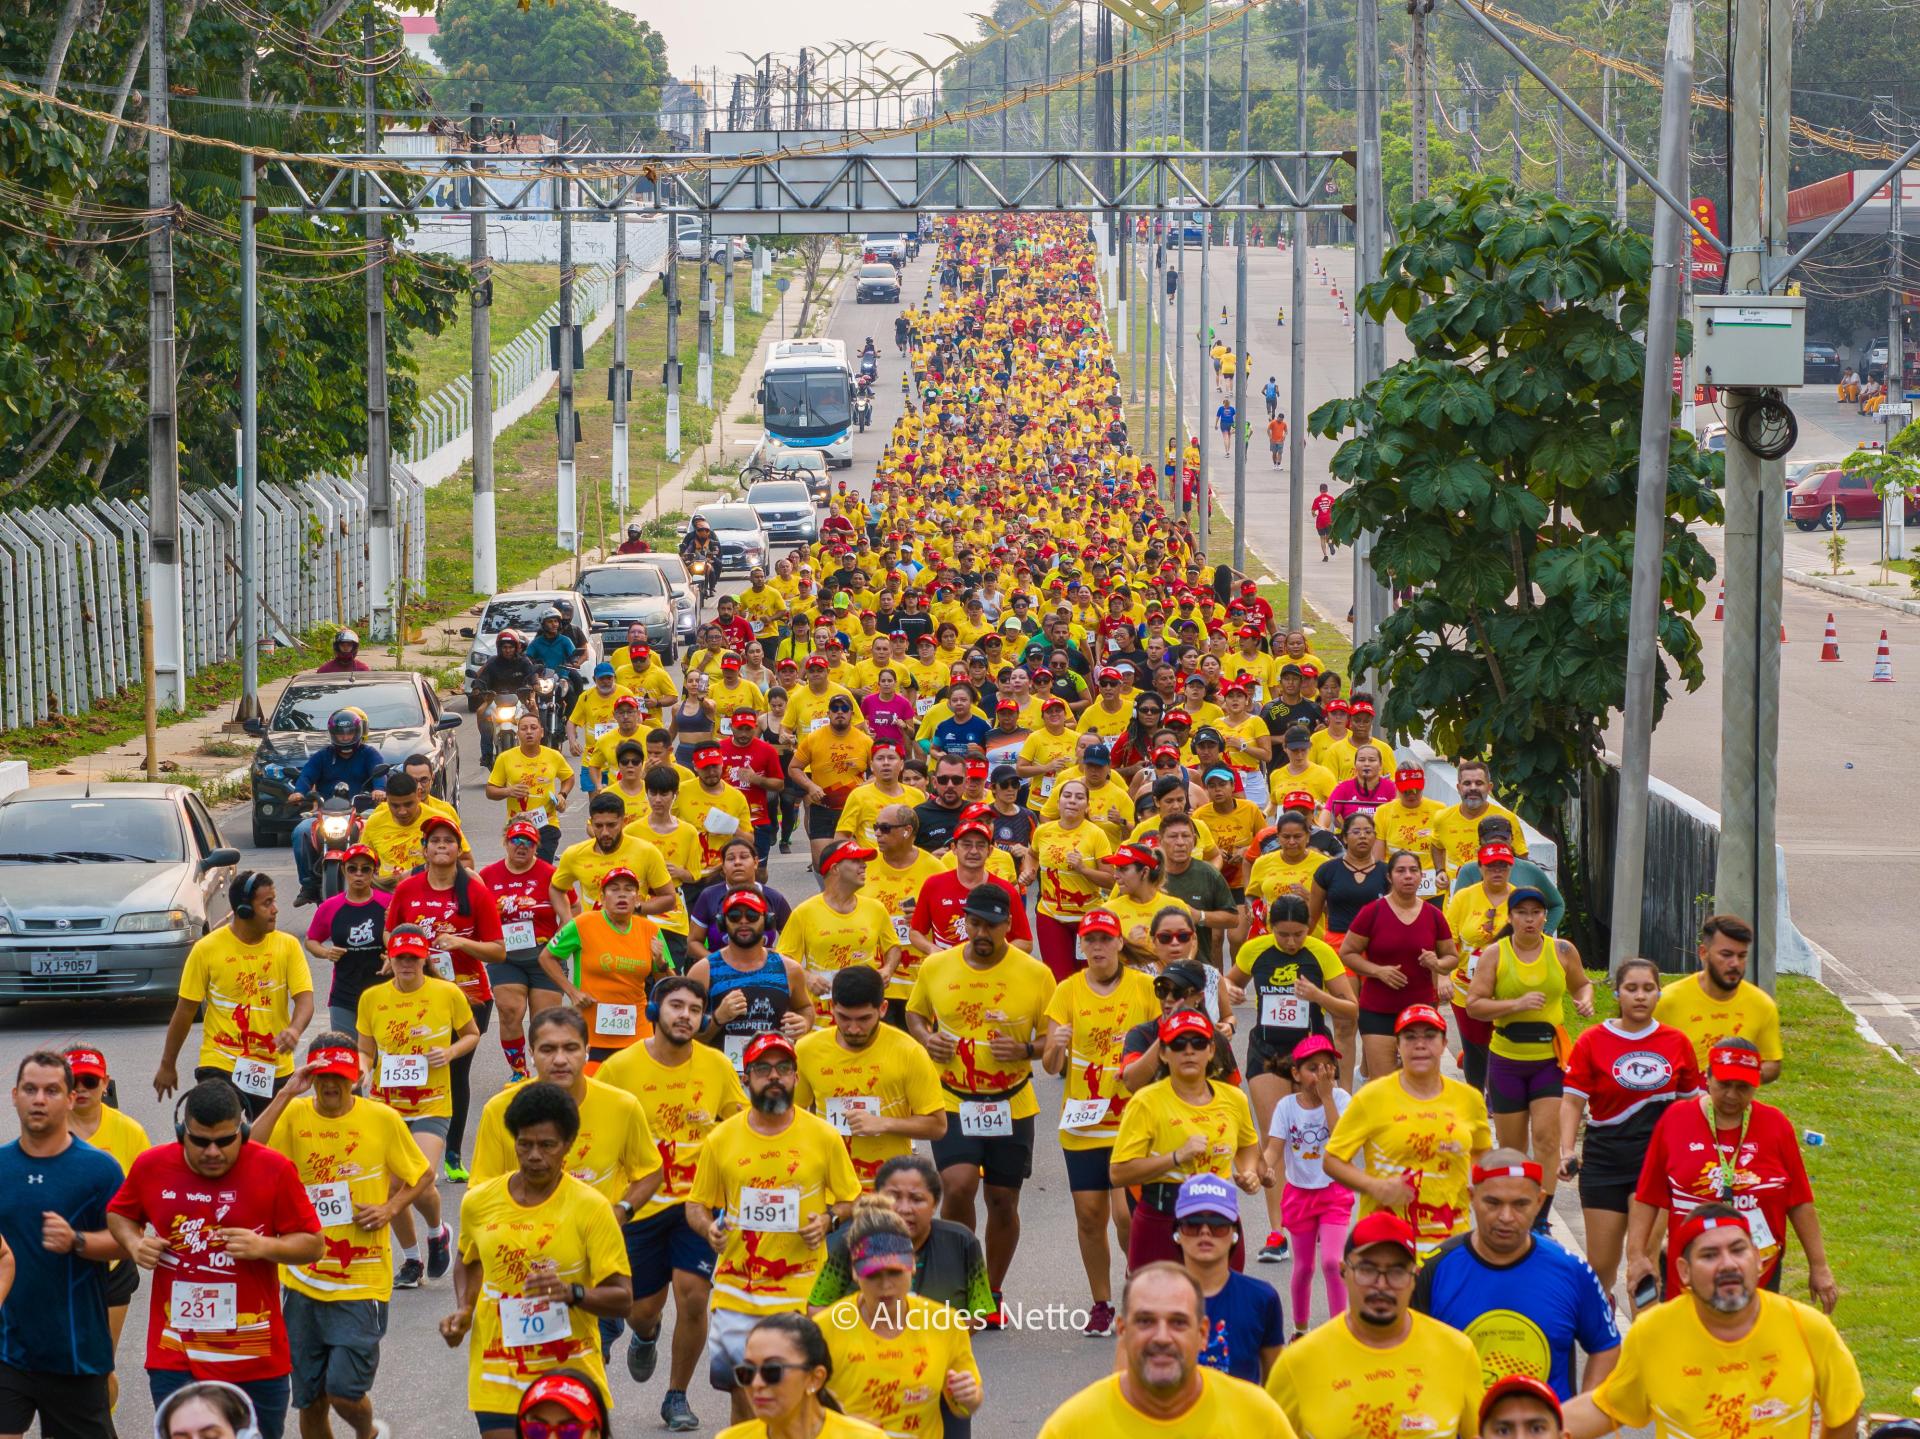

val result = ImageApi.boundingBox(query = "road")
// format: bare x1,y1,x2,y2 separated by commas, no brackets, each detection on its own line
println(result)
1145,240,1920,1052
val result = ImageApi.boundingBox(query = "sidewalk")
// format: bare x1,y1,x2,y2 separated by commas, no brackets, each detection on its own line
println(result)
27,247,853,792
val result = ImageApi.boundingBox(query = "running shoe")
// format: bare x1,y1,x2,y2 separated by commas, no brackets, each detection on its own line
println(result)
660,1390,699,1432
1082,1300,1115,1337
983,1291,1006,1331
426,1224,452,1280
443,1155,469,1183
627,1331,659,1384
1258,1231,1290,1264
394,1258,424,1290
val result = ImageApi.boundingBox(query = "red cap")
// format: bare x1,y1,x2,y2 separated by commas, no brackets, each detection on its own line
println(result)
1471,1159,1544,1186
1280,790,1318,811
1158,1009,1216,1045
1240,579,1258,593
65,1047,107,1079
721,654,742,670
1096,666,1124,683
505,819,542,845
1394,1003,1447,1034
1237,624,1262,639
1480,1376,1562,1429
1394,764,1425,789
340,843,376,865
1298,662,1321,679
1079,908,1122,938
1110,844,1159,870
995,698,1018,712
819,841,876,874
776,656,800,670
1350,700,1376,717
1708,1043,1765,1084
741,1032,797,1068
1674,1206,1752,1256
388,928,432,961
420,813,463,839
964,759,989,779
721,889,770,916
804,654,829,670
693,746,725,767
614,694,641,712
730,710,760,727
1325,700,1350,717
1478,842,1516,867
1345,1211,1420,1258
627,644,651,660
952,819,993,843
598,866,641,891
1151,744,1180,762
1041,695,1068,712
1166,709,1192,726
307,1045,362,1082
520,1373,602,1427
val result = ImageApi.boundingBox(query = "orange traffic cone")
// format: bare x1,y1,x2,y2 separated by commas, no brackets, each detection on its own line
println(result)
1819,614,1840,662
1712,584,1724,621
1873,630,1895,681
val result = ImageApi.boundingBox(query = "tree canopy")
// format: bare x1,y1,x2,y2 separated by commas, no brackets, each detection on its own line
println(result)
432,0,668,128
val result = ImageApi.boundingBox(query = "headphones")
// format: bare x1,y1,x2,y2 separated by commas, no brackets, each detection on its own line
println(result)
229,870,271,921
157,1382,261,1439
173,1089,253,1147
645,973,702,1027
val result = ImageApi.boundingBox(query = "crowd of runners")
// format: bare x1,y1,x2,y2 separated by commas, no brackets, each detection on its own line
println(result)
0,214,1872,1439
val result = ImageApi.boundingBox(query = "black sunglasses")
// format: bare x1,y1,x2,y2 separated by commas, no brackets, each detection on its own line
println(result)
185,1129,243,1150
1165,1034,1212,1053
734,1361,800,1388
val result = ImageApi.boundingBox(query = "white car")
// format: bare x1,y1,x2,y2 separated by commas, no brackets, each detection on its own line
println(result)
688,503,769,573
747,444,831,504
675,222,746,264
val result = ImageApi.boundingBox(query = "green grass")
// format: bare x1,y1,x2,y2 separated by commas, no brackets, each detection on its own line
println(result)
404,264,561,398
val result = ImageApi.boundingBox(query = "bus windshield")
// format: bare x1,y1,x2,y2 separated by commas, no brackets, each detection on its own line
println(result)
763,370,851,440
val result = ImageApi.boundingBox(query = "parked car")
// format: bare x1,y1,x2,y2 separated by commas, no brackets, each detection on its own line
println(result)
746,443,831,504
1863,337,1920,380
0,784,242,1003
855,263,902,304
675,220,746,264
688,503,769,574
575,562,678,662
745,479,819,546
615,554,700,647
1702,423,1727,454
248,670,463,846
1803,343,1843,384
1784,457,1845,495
1788,467,1920,530
458,589,599,706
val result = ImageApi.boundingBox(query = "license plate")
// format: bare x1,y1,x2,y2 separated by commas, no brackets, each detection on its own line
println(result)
29,954,96,977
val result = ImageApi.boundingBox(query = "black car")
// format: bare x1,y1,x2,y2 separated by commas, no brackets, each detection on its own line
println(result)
856,263,901,304
246,671,462,847
1803,342,1842,384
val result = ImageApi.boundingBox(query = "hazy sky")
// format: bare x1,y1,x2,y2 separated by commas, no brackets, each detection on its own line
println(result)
618,0,992,79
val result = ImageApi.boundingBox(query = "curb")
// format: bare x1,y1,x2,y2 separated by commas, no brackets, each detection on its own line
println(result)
1784,567,1920,618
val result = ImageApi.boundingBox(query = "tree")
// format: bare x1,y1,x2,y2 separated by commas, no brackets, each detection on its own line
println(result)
433,0,667,129
1311,176,1723,868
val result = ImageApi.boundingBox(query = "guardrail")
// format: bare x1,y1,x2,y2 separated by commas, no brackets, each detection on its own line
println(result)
0,465,426,735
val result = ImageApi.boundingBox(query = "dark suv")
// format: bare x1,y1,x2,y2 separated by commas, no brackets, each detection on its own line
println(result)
1803,343,1842,384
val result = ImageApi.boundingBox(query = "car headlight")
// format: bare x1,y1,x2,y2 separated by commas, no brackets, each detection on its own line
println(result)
116,909,190,934
0,914,11,934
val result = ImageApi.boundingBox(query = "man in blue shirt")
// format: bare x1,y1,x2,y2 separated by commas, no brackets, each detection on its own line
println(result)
1173,1174,1285,1387
0,1050,126,1439
288,709,388,906
1411,1151,1621,1401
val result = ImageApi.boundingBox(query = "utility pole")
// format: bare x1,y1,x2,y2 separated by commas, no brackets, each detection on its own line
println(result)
1350,0,1392,687
1196,16,1212,555
610,210,631,512
469,103,497,594
1887,127,1908,557
555,116,578,551
1288,0,1309,629
146,0,184,710
697,226,714,405
1715,0,1790,988
664,234,682,460
1155,226,1168,491
237,151,260,723
1408,0,1434,202
750,241,764,314
1114,27,1130,369
1231,3,1250,573
1615,117,1628,220
1172,13,1188,510
363,13,394,639
722,250,736,357
1610,0,1693,970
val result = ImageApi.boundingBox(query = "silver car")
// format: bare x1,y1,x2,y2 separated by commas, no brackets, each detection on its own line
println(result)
745,479,818,546
0,783,241,1003
691,503,770,573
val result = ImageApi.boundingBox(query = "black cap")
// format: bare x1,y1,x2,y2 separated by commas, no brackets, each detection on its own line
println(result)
1159,959,1210,994
1476,815,1515,840
1191,726,1223,747
961,883,1014,925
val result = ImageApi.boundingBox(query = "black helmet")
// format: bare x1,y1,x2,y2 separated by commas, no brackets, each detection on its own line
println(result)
327,708,366,749
554,598,575,620
332,627,360,651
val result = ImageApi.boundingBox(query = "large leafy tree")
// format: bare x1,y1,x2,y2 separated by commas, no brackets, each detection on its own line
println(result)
1312,177,1722,854
0,1,464,507
433,0,667,128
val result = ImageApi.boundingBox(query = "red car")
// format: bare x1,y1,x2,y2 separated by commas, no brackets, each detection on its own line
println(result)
1788,468,1920,530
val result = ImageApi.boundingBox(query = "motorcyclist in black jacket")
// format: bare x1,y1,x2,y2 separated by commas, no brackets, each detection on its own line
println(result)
679,517,722,599
473,630,538,765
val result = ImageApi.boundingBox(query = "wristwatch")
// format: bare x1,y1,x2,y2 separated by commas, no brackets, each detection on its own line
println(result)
568,1282,587,1308
614,1199,634,1220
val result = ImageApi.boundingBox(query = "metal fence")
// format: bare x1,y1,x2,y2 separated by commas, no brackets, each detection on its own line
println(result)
0,466,426,735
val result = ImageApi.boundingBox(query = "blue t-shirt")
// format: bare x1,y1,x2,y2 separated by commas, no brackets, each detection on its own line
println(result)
293,743,385,800
1411,1232,1621,1400
1199,1270,1286,1385
930,713,992,756
0,1137,125,1375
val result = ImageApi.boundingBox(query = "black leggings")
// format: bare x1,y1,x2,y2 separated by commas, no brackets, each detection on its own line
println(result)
1461,1039,1490,1093
447,1000,493,1161
777,785,802,843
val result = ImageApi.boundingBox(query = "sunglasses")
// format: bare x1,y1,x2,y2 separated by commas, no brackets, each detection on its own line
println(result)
1165,1034,1212,1054
1176,1217,1235,1236
521,1422,592,1439
73,1074,105,1090
185,1129,243,1150
1155,928,1196,943
873,822,905,834
345,863,377,875
734,1361,801,1388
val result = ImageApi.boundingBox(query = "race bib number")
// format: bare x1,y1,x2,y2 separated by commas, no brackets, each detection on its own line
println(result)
891,914,913,945
1058,1097,1110,1131
959,1100,1013,1138
1737,1196,1778,1251
808,716,828,733
1038,774,1056,798
380,1052,430,1088
1417,868,1440,897
521,807,549,830
915,697,935,717
824,1095,880,1136
429,951,456,982
595,1003,639,1038
499,1295,568,1349
591,721,615,740
723,1033,752,1072
307,1181,353,1228
1260,992,1304,1028
738,1186,801,1233
229,1056,275,1098
172,1281,236,1331
1464,948,1485,981
503,920,537,951
703,807,741,836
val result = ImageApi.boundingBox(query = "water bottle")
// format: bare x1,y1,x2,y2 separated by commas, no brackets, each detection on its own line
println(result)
1803,1131,1826,1148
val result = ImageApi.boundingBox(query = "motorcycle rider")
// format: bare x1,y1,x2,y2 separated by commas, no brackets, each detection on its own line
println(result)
288,708,388,906
472,630,538,767
679,516,722,600
315,627,370,674
618,524,652,556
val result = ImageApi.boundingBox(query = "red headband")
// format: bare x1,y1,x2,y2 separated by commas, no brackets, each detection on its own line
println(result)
1471,1160,1543,1186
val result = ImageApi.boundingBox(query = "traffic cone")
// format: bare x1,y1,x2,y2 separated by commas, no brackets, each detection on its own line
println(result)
1712,584,1724,621
1873,630,1895,681
1819,614,1840,662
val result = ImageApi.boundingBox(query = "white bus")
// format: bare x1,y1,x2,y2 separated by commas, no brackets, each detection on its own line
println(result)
757,338,855,468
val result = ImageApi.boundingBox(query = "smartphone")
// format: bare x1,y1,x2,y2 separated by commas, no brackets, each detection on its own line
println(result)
1632,1273,1660,1310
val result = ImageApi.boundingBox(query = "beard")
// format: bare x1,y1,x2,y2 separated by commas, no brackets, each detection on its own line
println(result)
750,1085,792,1115
1706,1276,1753,1313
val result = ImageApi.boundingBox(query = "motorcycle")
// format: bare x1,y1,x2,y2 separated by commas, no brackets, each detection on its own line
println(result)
859,351,878,382
480,689,531,764
305,779,378,901
853,393,873,432
532,668,568,748
686,554,719,603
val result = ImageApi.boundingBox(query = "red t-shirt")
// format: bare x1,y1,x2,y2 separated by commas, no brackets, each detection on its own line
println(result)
719,737,785,828
1347,897,1453,1014
387,870,503,1005
1636,1097,1812,1294
1563,1019,1703,1133
908,870,1032,950
108,1142,320,1380
1311,492,1335,530
478,858,560,949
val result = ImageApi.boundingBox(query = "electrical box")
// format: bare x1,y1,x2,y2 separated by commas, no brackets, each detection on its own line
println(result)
1691,294,1807,388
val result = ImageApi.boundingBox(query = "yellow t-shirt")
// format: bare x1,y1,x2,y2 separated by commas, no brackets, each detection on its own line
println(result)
456,1173,629,1414
587,725,651,778
1042,968,1160,1150
1197,798,1266,883
820,1292,981,1438
1078,695,1136,738
835,782,926,846
266,1094,429,1303
1444,882,1513,956
905,946,1057,1118
782,895,898,1020
470,1076,661,1207
794,1024,947,1187
1591,1292,1862,1439
1653,973,1786,1067
1325,1073,1492,1255
793,726,876,804
1039,1370,1294,1439
357,805,431,881
1432,801,1530,870
76,1105,149,1175
1039,772,1133,841
1246,851,1325,914
737,585,790,637
1032,819,1114,920
596,1040,747,1219
672,781,756,873
552,833,670,907
1373,795,1447,858
1323,734,1396,783
1110,1077,1258,1183
716,1414,885,1439
862,851,946,1001
179,928,314,1078
568,685,635,745
628,818,700,935
1266,1310,1481,1439
487,745,574,827
709,678,768,722
610,659,679,715
355,976,475,1117
689,1109,862,1313
1270,762,1338,810
1233,932,1348,986
1017,729,1080,803
785,683,861,740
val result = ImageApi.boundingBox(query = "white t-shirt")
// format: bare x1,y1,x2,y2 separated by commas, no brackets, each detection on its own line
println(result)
1268,1088,1351,1191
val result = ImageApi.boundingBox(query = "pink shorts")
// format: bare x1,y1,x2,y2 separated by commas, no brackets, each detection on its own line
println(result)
1280,1180,1355,1232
